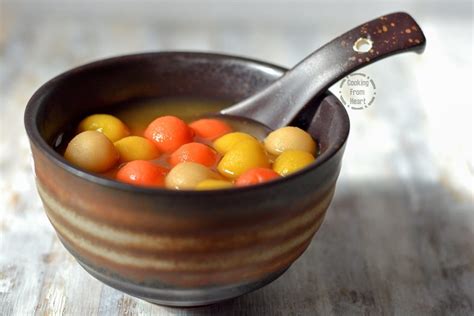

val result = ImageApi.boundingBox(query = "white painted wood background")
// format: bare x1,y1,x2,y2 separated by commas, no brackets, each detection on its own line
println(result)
1,1,473,315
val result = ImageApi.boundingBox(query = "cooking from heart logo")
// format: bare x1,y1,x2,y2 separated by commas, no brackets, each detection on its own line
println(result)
338,73,376,110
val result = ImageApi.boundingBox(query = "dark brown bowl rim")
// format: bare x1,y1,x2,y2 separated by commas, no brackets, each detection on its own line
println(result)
24,51,350,196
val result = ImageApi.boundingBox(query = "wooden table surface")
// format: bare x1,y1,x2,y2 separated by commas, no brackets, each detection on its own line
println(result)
1,2,473,315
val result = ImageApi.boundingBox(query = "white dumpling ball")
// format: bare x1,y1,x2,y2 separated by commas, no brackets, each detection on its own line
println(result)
264,126,316,156
165,162,217,190
64,130,119,173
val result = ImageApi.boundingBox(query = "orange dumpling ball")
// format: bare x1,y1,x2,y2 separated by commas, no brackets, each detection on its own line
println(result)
169,142,219,167
144,116,193,153
235,168,280,187
189,118,232,140
116,160,168,187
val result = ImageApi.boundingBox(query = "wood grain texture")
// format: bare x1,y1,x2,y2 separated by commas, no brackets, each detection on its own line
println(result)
1,3,473,315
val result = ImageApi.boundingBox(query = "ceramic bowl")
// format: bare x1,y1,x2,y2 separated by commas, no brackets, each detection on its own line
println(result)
24,52,349,306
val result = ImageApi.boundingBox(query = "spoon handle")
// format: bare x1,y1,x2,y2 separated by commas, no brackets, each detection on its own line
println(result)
221,12,426,130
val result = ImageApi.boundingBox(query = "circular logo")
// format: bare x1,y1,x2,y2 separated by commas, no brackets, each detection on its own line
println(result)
338,73,376,110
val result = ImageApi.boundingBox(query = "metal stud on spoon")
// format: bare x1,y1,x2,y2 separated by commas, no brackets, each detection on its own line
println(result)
216,12,426,131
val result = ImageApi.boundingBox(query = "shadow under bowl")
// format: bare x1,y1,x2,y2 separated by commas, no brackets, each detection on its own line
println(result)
24,52,350,306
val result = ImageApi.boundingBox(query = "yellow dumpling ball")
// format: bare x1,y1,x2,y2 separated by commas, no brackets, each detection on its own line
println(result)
165,162,217,190
213,132,259,155
217,140,270,179
264,126,316,156
273,150,315,176
64,131,119,173
114,136,160,162
78,114,130,142
196,179,234,190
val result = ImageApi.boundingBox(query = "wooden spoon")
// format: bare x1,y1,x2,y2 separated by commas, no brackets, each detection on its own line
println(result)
218,12,426,131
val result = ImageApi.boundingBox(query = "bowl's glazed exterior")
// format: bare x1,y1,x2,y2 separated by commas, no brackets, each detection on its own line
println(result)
24,52,349,306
